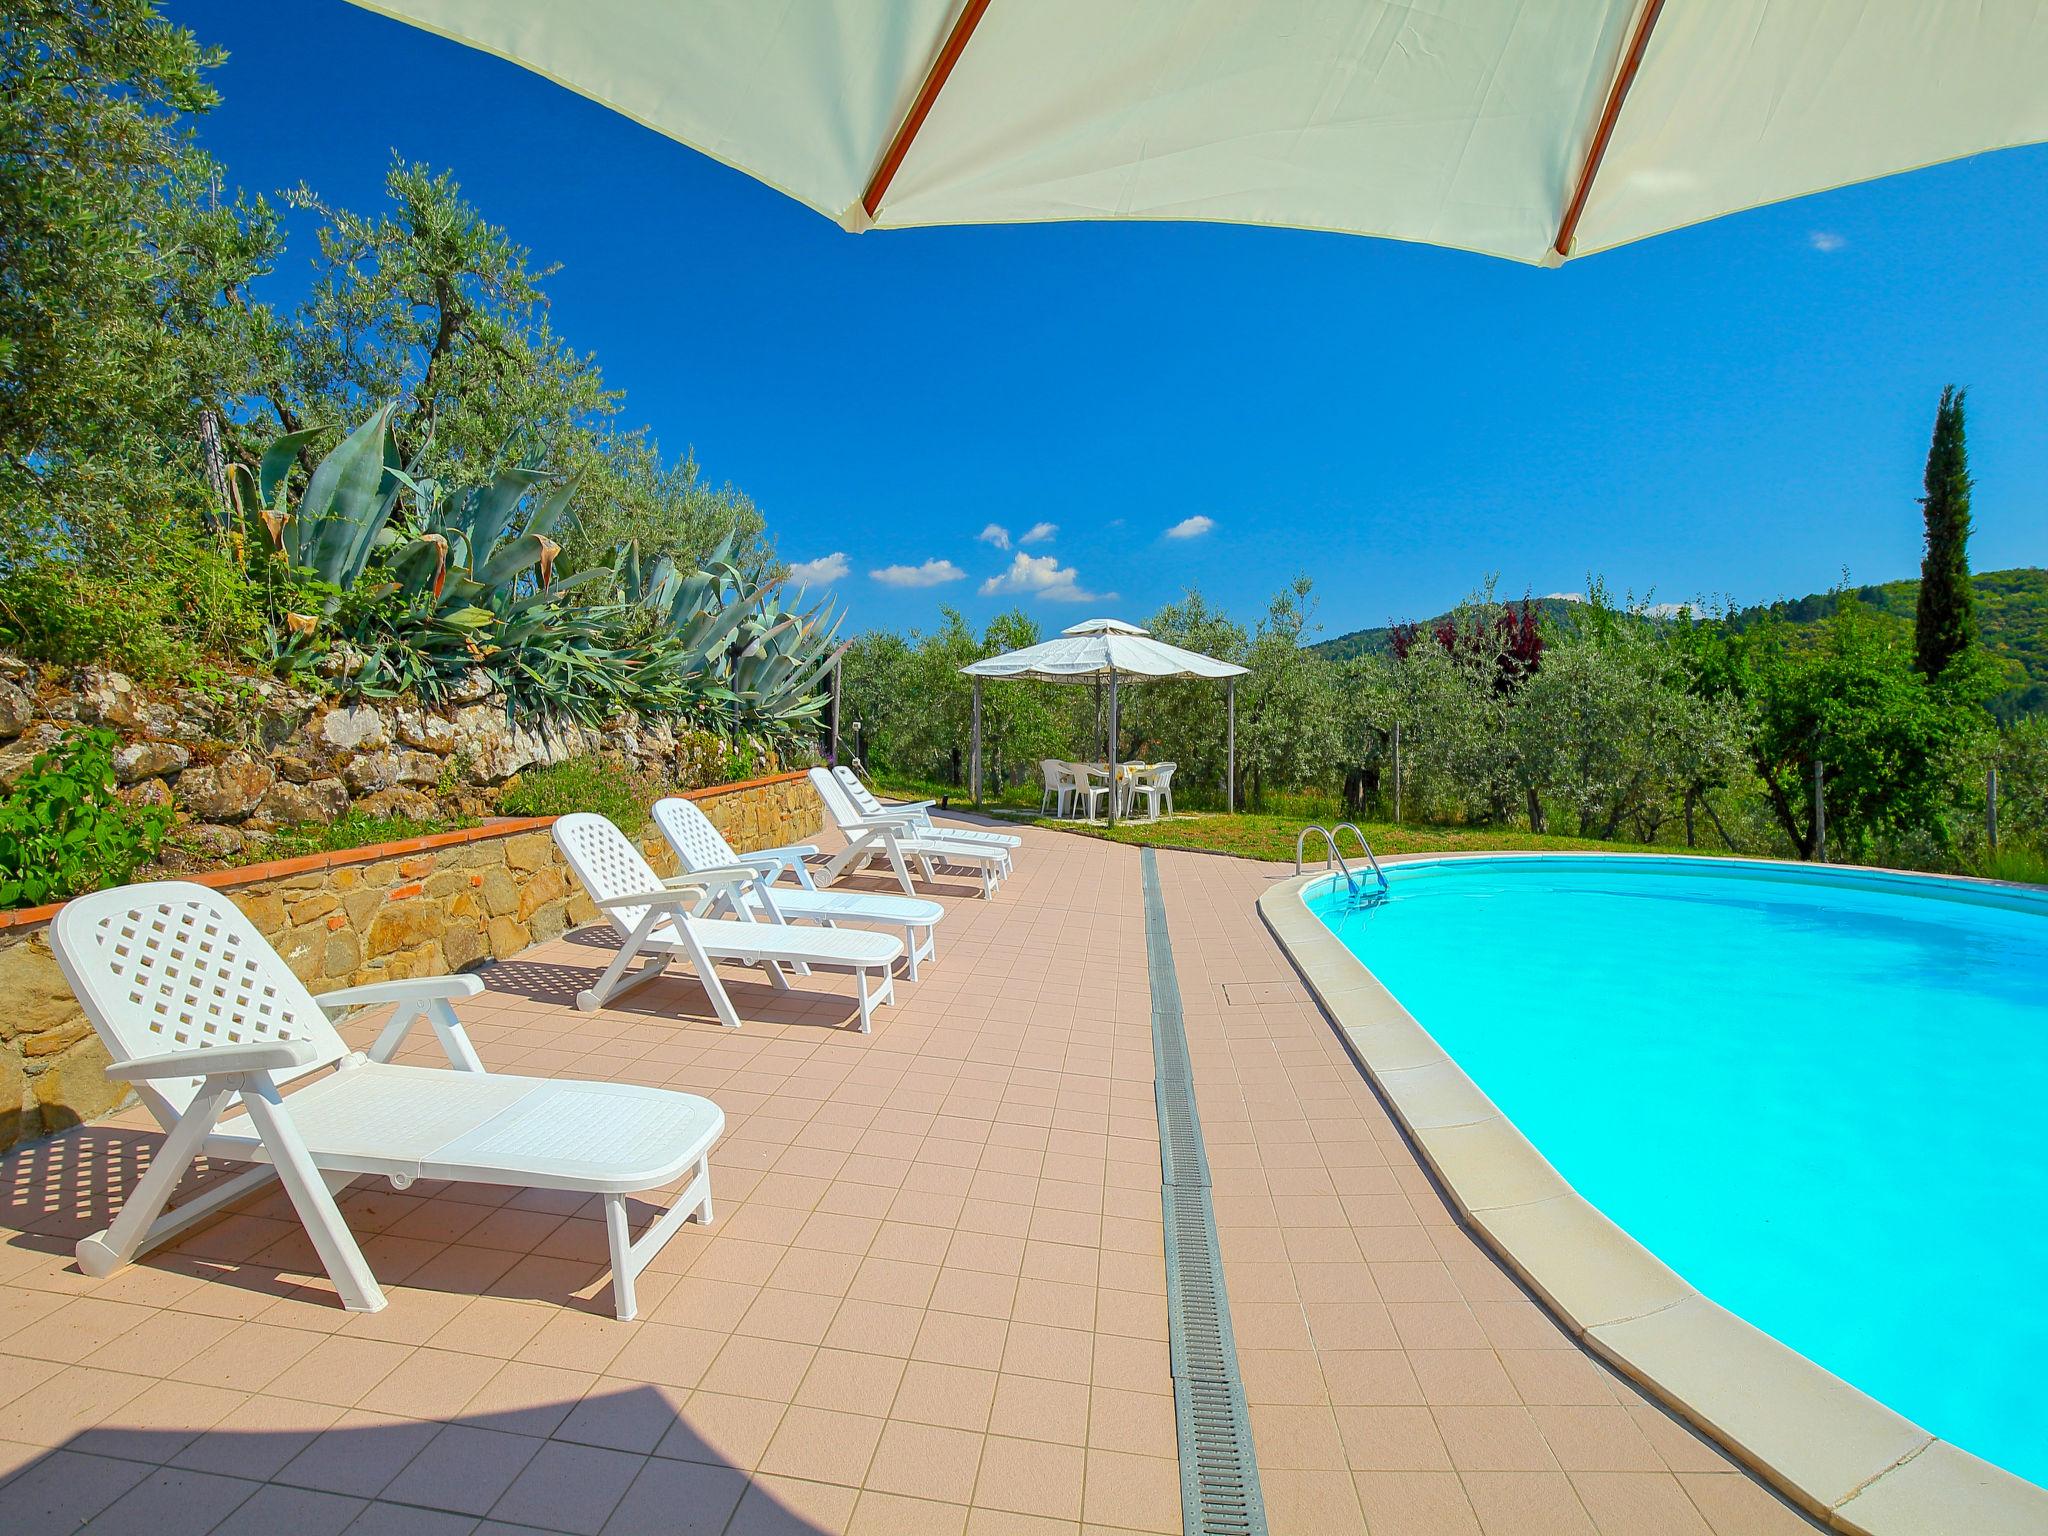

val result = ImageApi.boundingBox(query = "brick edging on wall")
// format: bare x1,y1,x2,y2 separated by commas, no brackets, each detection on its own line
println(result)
0,770,812,934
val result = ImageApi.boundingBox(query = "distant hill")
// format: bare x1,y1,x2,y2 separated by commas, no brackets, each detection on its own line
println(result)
1311,568,2048,722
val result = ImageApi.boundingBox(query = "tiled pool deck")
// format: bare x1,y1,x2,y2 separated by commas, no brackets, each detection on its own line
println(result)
0,821,1818,1534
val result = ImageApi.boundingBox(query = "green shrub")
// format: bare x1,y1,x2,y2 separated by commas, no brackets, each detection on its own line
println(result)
498,757,671,832
0,729,171,908
253,810,474,863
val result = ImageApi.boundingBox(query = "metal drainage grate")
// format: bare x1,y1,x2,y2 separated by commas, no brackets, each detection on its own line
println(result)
1142,849,1267,1536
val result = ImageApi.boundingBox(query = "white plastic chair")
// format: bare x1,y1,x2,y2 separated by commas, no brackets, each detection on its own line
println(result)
809,768,1006,899
652,796,941,980
1039,760,1076,817
1070,762,1113,821
832,765,1022,856
1130,762,1177,821
49,881,721,1321
554,813,902,1031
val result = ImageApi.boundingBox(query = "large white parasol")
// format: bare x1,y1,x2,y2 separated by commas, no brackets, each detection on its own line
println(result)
349,0,2048,264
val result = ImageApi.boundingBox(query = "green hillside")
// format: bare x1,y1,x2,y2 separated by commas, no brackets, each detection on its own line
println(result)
1312,568,2048,721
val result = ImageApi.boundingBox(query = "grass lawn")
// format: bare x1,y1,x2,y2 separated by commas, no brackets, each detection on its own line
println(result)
870,778,1739,865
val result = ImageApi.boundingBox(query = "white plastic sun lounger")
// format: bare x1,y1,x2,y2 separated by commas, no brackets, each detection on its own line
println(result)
808,768,1008,900
652,796,942,981
49,881,721,1321
833,766,1023,857
554,812,902,1030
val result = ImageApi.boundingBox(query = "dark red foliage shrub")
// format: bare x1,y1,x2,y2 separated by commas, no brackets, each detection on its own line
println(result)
1391,602,1543,694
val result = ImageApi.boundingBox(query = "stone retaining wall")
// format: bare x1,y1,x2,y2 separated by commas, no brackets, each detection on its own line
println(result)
0,771,819,1152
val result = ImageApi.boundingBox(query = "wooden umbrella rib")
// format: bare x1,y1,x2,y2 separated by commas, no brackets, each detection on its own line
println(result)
1554,0,1665,260
862,0,994,220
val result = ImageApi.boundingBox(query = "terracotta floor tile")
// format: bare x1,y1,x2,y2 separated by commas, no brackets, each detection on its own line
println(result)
379,1422,542,1514
0,1448,153,1530
488,1438,644,1534
1333,1404,1454,1472
1351,1468,1482,1535
974,1434,1086,1522
849,1488,971,1535
209,1482,367,1536
726,1472,859,1536
556,1379,689,1453
1081,1447,1180,1533
1528,1404,1668,1472
598,1455,747,1536
864,1418,986,1504
658,1389,784,1469
756,1402,885,1488
1463,1470,1598,1535
1568,1471,1717,1536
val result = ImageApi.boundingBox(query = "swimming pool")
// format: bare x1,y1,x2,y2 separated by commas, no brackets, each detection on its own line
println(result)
1305,855,2048,1491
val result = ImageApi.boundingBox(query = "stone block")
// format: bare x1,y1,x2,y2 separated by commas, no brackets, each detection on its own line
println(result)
395,707,458,754
319,704,389,752
33,1037,126,1132
487,916,530,957
366,901,443,958
0,677,32,741
0,936,86,1045
234,889,287,935
289,891,341,924
503,832,554,872
322,933,362,978
113,740,190,784
442,924,487,972
514,868,564,922
176,750,273,821
251,778,347,827
528,902,568,946
480,867,520,916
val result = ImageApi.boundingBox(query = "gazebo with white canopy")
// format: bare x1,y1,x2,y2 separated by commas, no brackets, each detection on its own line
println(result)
960,618,1248,824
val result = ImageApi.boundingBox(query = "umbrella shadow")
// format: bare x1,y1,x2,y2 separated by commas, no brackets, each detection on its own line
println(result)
7,1383,839,1534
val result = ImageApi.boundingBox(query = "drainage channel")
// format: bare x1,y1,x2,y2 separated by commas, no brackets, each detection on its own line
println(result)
1140,847,1268,1536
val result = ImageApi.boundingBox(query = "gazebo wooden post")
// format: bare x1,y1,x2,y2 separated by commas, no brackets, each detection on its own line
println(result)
1226,676,1236,814
970,676,983,806
1106,666,1120,827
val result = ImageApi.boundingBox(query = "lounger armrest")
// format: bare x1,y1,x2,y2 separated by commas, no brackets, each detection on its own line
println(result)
664,864,771,889
754,842,820,862
315,975,487,1015
112,1038,320,1082
875,798,938,815
845,814,919,832
596,886,700,909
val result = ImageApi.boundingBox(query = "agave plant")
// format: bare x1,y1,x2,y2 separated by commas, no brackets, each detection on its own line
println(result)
616,535,847,741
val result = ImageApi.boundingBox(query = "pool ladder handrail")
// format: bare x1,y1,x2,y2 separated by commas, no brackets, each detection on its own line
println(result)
1294,823,1389,896
1331,823,1389,891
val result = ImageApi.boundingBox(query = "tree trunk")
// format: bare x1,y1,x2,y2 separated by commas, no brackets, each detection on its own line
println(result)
1525,785,1546,833
1684,789,1696,848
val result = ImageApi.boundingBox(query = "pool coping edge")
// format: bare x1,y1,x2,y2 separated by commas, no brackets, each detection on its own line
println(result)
1257,867,2047,1536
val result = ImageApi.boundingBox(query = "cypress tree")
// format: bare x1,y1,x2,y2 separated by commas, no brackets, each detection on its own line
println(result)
1913,385,1976,679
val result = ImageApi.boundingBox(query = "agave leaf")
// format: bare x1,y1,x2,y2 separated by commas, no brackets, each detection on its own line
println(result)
524,477,579,541
257,426,327,507
441,605,497,631
294,404,399,584
466,466,547,557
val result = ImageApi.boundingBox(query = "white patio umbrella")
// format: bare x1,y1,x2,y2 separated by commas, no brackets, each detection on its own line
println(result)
350,0,2047,265
960,618,1248,823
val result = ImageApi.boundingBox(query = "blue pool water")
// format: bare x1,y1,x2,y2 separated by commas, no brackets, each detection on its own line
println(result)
1306,856,2048,1488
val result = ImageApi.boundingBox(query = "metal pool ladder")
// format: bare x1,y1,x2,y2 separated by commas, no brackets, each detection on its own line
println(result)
1295,823,1388,897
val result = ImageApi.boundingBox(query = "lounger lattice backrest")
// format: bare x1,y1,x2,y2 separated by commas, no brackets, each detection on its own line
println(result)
554,813,669,936
651,797,737,873
808,767,866,830
833,766,890,818
50,881,350,1123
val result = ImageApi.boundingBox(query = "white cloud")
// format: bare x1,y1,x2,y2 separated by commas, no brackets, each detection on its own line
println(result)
1019,521,1057,545
786,551,848,586
871,558,967,588
1809,230,1846,253
1164,514,1214,540
979,552,1111,604
977,523,1011,550
1541,591,1586,604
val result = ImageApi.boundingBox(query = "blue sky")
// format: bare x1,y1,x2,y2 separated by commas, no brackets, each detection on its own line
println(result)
171,2,2048,642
